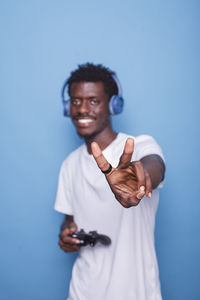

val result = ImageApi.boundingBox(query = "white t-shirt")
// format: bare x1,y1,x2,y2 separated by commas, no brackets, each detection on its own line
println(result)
55,133,164,300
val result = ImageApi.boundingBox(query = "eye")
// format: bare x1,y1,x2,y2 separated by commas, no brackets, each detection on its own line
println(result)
71,98,81,106
89,99,99,105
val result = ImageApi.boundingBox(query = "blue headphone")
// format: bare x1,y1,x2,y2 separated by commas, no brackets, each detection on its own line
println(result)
61,75,124,117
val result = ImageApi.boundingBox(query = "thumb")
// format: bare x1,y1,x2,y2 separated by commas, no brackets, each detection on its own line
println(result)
69,222,77,233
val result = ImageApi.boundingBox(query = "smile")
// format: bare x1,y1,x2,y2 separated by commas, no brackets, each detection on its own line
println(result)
73,117,96,128
77,119,94,124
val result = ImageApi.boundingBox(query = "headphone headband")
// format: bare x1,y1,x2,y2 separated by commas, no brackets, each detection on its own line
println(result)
111,74,122,97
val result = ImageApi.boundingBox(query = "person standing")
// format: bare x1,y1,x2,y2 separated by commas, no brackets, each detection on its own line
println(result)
55,63,165,300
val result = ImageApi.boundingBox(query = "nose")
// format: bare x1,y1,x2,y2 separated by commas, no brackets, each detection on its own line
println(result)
79,99,90,114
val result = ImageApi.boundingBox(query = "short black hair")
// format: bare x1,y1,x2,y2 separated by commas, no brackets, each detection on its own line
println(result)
66,63,118,98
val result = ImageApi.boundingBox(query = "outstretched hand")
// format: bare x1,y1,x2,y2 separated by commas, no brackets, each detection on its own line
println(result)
91,138,152,208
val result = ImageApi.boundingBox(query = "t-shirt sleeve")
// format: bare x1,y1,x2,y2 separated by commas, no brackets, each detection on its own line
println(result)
134,135,165,187
54,160,73,215
134,135,164,161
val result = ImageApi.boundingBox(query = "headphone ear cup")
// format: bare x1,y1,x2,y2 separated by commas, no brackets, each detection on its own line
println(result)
109,95,124,115
63,100,70,117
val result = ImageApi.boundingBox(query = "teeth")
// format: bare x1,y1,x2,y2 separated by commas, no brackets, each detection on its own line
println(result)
78,119,93,124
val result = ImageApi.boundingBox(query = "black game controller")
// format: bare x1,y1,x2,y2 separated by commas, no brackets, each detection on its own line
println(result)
69,229,111,247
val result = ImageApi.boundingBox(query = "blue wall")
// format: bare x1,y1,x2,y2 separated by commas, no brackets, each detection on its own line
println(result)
1,1,199,299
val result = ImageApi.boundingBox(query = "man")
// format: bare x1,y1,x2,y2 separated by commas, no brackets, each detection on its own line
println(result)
55,63,165,300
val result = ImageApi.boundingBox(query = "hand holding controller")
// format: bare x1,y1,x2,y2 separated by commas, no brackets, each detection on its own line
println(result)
69,229,111,247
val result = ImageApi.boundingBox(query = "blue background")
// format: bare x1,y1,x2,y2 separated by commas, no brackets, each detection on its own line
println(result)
1,0,199,299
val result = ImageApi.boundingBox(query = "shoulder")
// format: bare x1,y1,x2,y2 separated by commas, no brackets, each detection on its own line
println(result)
120,133,156,145
120,132,164,161
134,134,164,161
134,134,157,145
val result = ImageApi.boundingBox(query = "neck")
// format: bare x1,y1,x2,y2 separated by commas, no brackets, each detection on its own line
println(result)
85,125,118,154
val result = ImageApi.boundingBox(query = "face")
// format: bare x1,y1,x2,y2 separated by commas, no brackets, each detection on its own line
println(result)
69,81,110,139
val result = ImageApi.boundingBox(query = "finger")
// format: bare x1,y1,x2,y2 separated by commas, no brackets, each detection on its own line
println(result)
59,228,80,244
118,138,134,168
135,190,145,201
60,221,78,236
59,227,73,239
127,191,145,206
113,188,143,208
144,170,152,198
115,190,141,207
91,142,112,173
60,230,80,245
59,240,80,252
68,222,78,233
131,161,146,191
62,235,81,244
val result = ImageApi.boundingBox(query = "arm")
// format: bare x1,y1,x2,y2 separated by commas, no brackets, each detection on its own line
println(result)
140,154,165,190
91,138,165,208
59,215,81,253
